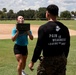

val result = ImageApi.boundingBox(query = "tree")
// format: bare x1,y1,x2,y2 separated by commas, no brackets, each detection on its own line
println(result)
2,8,7,13
71,11,76,16
24,9,35,19
37,7,46,19
0,10,3,19
60,10,71,19
7,9,14,19
17,10,25,17
33,10,38,20
1,8,7,19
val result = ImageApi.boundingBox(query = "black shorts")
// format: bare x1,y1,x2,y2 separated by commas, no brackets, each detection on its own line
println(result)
14,44,28,56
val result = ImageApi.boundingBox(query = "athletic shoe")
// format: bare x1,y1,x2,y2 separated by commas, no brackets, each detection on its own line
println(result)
22,70,26,75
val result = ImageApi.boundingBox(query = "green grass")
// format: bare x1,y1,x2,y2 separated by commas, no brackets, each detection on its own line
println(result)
0,20,76,30
0,39,38,75
0,20,17,24
0,36,76,75
0,20,47,25
59,20,76,30
66,36,76,75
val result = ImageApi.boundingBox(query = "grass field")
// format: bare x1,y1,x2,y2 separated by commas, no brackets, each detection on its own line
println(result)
0,20,76,30
0,36,76,75
0,20,76,75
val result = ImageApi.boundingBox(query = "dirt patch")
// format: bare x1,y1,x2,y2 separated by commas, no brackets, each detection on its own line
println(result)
0,24,76,39
0,24,39,39
69,29,76,36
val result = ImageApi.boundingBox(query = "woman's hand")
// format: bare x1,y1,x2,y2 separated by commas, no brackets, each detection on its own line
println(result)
27,31,33,40
11,29,19,41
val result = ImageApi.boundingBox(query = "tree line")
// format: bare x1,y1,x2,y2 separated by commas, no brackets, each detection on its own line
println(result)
0,7,76,20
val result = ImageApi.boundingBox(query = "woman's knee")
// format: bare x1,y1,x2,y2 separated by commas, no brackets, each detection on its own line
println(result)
19,59,23,65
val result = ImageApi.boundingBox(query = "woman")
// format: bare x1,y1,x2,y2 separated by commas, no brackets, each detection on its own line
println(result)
12,16,33,75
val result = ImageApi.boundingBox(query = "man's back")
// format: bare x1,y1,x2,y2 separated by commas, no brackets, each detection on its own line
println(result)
38,21,70,57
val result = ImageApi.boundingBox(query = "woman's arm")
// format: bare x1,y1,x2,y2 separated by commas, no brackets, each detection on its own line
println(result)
27,31,33,40
11,30,19,41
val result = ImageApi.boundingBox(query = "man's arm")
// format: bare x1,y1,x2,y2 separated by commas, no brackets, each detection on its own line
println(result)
64,29,70,58
31,26,44,62
29,26,44,70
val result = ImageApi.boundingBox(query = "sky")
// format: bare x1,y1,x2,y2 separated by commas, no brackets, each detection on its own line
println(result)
0,0,76,13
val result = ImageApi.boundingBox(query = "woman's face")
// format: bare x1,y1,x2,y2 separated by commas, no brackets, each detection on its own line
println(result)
17,16,24,23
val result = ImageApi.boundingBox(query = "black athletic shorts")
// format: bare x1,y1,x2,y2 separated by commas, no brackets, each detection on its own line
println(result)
14,44,28,56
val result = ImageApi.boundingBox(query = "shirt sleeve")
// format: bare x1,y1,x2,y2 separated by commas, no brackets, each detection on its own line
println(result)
12,28,16,36
29,30,32,35
64,28,70,58
31,26,44,62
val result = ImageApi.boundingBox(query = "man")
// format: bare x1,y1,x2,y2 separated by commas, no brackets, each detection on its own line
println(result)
29,4,70,75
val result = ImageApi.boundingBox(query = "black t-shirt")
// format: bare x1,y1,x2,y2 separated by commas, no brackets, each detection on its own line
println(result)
32,21,70,62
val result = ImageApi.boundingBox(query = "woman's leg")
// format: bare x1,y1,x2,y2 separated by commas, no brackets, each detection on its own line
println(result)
22,55,27,70
15,54,23,75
